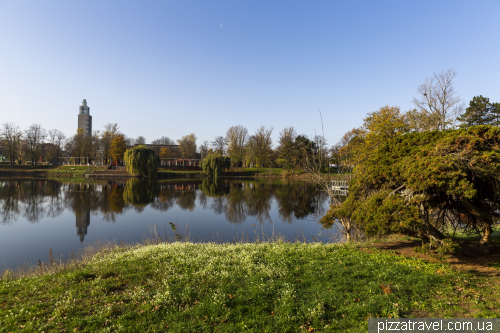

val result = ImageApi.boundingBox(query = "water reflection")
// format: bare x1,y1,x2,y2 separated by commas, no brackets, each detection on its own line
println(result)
0,178,328,241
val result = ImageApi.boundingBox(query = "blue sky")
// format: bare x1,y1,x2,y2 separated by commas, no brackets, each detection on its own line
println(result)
1,0,499,147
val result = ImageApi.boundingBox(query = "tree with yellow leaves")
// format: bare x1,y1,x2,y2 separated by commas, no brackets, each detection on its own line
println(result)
109,135,127,163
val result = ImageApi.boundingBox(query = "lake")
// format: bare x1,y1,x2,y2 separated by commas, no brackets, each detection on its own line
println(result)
0,178,337,271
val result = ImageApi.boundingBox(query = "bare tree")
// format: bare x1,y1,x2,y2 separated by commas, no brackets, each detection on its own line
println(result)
151,136,175,145
211,136,227,155
277,126,297,148
1,122,23,164
412,69,464,130
198,140,210,158
25,124,46,164
252,126,273,168
46,129,66,162
135,136,146,145
226,125,248,166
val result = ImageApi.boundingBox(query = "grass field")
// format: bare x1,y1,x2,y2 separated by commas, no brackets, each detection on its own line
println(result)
1,240,499,332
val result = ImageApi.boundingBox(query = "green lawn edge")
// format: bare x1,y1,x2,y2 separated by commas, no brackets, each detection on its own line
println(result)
2,241,498,332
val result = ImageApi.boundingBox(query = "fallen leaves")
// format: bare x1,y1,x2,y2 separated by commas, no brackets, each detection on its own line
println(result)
380,284,392,295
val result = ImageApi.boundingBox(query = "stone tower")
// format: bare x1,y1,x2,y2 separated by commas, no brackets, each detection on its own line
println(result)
77,99,92,135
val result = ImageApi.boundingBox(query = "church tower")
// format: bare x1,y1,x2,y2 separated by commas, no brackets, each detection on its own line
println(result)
77,99,92,135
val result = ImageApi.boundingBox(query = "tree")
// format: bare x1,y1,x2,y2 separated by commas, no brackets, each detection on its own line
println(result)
405,108,437,133
124,145,160,178
457,95,500,128
151,136,174,145
211,136,227,155
135,136,146,145
109,135,127,163
277,126,297,148
336,106,410,169
24,124,46,164
321,126,500,248
198,140,210,159
101,123,120,164
200,154,230,178
252,126,273,168
412,69,464,130
177,134,197,159
226,125,248,166
1,123,23,164
46,129,66,163
159,147,171,159
279,135,316,171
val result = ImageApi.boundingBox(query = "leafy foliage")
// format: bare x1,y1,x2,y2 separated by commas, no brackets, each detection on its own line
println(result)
123,178,160,208
458,95,500,128
200,154,230,178
109,135,127,162
200,178,230,197
124,145,160,178
279,135,316,171
322,126,500,244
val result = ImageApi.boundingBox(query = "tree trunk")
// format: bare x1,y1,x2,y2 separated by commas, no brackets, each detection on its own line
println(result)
480,223,492,245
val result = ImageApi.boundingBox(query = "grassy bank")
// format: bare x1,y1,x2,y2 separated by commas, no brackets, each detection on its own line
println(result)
2,241,499,332
0,165,103,178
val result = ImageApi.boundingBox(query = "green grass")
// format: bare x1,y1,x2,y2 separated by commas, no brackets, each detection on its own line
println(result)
1,241,499,332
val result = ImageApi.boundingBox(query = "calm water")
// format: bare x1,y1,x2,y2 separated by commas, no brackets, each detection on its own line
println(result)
0,178,335,271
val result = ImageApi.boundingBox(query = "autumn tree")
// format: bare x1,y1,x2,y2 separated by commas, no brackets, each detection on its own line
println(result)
109,135,127,163
101,123,120,164
412,69,464,130
159,147,171,159
177,134,197,159
226,125,248,166
457,95,500,128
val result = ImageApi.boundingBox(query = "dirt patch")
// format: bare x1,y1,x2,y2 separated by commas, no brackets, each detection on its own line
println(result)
362,240,500,277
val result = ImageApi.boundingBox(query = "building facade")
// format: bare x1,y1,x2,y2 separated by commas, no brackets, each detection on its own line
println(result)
77,99,92,135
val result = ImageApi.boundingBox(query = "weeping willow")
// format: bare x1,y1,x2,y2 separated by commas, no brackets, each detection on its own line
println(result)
124,145,160,178
200,154,231,178
200,178,230,197
123,178,159,208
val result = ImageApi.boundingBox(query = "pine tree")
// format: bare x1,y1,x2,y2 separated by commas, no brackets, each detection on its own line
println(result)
457,95,497,128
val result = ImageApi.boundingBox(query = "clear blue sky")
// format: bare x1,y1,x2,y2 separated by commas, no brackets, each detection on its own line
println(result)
1,0,499,147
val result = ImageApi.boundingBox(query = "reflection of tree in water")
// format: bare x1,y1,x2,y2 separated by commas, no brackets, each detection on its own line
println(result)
123,179,159,211
200,179,230,215
0,182,21,224
176,191,197,211
224,183,246,224
20,181,47,222
63,183,101,219
0,180,66,224
151,191,176,212
244,181,272,224
274,181,318,224
200,179,230,197
100,185,126,222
